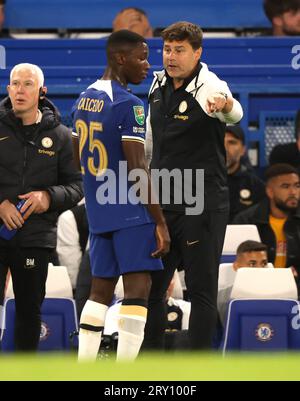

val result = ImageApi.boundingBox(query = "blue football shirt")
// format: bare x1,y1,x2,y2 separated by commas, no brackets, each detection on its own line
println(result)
72,79,153,234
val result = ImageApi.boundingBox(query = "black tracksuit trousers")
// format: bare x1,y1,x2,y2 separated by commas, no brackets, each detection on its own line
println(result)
0,238,50,351
143,209,228,350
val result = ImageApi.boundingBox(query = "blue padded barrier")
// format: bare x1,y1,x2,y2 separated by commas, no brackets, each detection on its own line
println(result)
259,111,296,167
4,0,270,30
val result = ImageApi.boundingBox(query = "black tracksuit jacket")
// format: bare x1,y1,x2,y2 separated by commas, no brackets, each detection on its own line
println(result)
0,97,83,248
148,64,238,212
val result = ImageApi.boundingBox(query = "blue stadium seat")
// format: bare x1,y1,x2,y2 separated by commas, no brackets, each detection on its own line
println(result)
220,255,236,264
221,225,261,264
1,298,78,352
221,299,300,353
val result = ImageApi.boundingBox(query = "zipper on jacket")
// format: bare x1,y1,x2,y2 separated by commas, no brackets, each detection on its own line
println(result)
22,144,28,191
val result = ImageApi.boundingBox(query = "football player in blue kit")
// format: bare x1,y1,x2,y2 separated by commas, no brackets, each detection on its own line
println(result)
72,30,170,361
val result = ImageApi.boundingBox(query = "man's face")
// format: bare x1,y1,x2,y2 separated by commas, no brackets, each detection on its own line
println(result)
234,251,268,270
267,173,300,212
224,132,245,172
277,9,300,35
163,40,202,80
123,42,150,85
7,67,41,115
113,9,153,38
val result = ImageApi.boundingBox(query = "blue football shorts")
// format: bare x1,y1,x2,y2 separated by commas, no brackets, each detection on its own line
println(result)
89,223,164,278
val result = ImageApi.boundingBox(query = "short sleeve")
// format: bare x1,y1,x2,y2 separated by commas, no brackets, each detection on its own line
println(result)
117,96,146,145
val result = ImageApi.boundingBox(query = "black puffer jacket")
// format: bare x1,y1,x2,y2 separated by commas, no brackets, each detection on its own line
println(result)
0,97,83,248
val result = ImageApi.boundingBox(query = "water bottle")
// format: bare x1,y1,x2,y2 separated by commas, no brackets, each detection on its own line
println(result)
0,199,26,240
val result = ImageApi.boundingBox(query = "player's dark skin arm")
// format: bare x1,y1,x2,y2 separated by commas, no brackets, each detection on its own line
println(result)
122,141,170,258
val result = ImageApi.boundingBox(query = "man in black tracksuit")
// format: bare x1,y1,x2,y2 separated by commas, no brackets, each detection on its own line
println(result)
143,22,243,350
0,63,83,351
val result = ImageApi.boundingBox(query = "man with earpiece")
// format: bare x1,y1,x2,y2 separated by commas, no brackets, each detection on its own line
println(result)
0,63,83,351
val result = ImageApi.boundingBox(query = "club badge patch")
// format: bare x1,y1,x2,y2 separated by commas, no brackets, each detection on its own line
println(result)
133,106,145,126
179,101,187,113
42,137,53,149
40,322,51,341
240,189,251,200
255,323,274,342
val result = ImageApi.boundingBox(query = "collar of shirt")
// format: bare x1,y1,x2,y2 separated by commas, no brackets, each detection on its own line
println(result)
165,62,202,92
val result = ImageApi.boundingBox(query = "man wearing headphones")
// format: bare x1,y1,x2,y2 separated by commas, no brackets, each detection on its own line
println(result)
0,63,83,351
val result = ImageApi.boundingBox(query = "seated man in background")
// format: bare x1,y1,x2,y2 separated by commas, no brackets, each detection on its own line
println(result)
233,241,268,270
269,110,300,170
113,7,153,38
225,125,265,222
233,164,300,281
263,0,300,36
217,240,269,326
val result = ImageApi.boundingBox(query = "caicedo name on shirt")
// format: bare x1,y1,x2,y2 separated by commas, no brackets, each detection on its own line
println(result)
77,97,104,113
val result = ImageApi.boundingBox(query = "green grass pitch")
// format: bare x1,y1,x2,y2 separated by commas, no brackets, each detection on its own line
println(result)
0,352,300,381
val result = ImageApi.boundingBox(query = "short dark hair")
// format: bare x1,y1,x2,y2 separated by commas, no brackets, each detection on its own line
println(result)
237,240,268,255
295,110,300,140
265,163,300,182
161,21,203,50
264,0,300,21
106,29,145,59
225,125,245,145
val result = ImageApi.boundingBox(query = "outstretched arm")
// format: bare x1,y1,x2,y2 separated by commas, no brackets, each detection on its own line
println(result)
122,140,170,258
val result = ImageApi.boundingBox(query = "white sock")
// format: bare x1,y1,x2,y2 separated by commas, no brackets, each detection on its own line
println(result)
116,304,147,361
78,300,108,361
